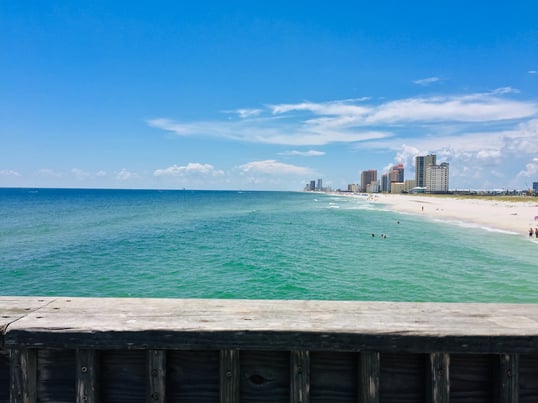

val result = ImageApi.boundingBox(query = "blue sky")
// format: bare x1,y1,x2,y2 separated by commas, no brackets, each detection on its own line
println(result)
1,1,537,191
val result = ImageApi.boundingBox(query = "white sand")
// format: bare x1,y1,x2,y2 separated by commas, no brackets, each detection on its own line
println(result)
375,194,538,235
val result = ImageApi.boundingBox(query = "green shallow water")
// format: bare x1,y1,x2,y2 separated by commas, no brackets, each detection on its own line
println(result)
1,188,537,302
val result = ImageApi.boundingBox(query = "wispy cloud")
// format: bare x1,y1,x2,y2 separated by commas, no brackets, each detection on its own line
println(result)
413,76,441,85
149,88,537,147
154,162,224,177
529,70,537,74
116,168,138,181
239,160,313,175
0,169,21,177
278,150,326,157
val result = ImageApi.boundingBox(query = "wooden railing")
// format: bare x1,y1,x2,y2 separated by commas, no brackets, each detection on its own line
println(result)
1,297,537,402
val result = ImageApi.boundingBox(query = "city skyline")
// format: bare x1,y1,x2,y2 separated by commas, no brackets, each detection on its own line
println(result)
1,1,537,191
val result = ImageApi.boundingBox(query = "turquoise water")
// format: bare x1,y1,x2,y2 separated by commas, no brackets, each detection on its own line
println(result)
1,188,537,302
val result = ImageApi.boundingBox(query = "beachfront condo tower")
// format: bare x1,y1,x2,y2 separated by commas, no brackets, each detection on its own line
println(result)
426,162,449,193
415,154,436,188
360,170,377,192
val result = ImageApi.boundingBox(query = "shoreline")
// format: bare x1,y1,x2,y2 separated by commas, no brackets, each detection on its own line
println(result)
371,194,538,236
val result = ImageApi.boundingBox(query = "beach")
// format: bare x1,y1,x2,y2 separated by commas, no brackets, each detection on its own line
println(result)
377,194,538,235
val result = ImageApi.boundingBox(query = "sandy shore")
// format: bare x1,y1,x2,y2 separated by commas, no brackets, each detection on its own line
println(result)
375,194,538,236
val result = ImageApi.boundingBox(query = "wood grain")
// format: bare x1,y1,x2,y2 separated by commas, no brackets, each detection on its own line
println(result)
3,298,538,353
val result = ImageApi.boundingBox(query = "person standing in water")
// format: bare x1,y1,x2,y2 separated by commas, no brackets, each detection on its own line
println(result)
530,227,534,237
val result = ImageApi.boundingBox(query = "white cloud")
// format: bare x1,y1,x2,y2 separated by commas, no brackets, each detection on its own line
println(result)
149,88,537,148
239,160,313,175
71,168,91,180
234,108,262,118
96,170,107,177
529,70,537,74
154,163,224,177
278,150,326,157
518,157,538,178
413,76,441,85
0,169,21,177
116,168,137,181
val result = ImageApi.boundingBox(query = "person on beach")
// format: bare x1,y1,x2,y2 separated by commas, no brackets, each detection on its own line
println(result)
530,227,534,237
535,227,538,238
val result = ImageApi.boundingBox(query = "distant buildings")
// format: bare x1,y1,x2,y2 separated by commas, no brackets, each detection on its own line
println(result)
415,154,436,188
360,170,377,192
426,162,450,193
305,179,326,192
305,153,451,194
415,154,449,193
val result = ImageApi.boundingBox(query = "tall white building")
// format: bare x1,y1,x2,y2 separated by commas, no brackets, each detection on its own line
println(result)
426,162,449,193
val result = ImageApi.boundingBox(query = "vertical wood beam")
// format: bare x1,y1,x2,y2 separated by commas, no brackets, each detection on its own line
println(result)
290,350,309,403
10,349,37,403
220,349,239,403
76,349,98,403
358,351,380,403
147,350,166,403
498,353,519,403
428,352,449,403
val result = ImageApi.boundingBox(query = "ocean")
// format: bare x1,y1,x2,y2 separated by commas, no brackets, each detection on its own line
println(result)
1,188,537,302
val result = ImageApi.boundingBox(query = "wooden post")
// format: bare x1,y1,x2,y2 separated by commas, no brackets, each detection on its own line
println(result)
498,353,519,403
147,350,166,403
358,351,380,403
220,349,239,403
10,349,37,403
428,352,449,403
290,350,309,403
76,349,98,403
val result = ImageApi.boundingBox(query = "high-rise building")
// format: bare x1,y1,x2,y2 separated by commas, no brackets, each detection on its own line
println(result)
360,170,377,192
317,179,323,191
415,154,436,188
310,180,316,191
381,173,390,193
426,162,449,193
390,163,404,183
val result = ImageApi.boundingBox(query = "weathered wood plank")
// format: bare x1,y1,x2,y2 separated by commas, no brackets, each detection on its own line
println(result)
0,297,54,336
428,352,449,403
0,349,10,402
290,350,309,403
146,350,166,403
310,352,356,402
359,352,379,403
37,349,76,403
10,349,37,403
450,353,494,402
220,349,239,403
498,353,519,403
520,353,538,402
167,350,219,401
76,349,98,403
240,350,289,402
100,350,145,402
3,298,538,353
379,353,426,402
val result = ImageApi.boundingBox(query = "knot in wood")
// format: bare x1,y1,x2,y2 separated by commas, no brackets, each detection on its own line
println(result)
151,392,159,401
81,366,88,373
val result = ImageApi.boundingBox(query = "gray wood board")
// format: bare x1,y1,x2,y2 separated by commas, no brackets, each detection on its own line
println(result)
2,298,538,352
0,297,54,346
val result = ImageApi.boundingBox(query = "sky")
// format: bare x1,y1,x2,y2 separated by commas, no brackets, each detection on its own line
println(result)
1,1,537,191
